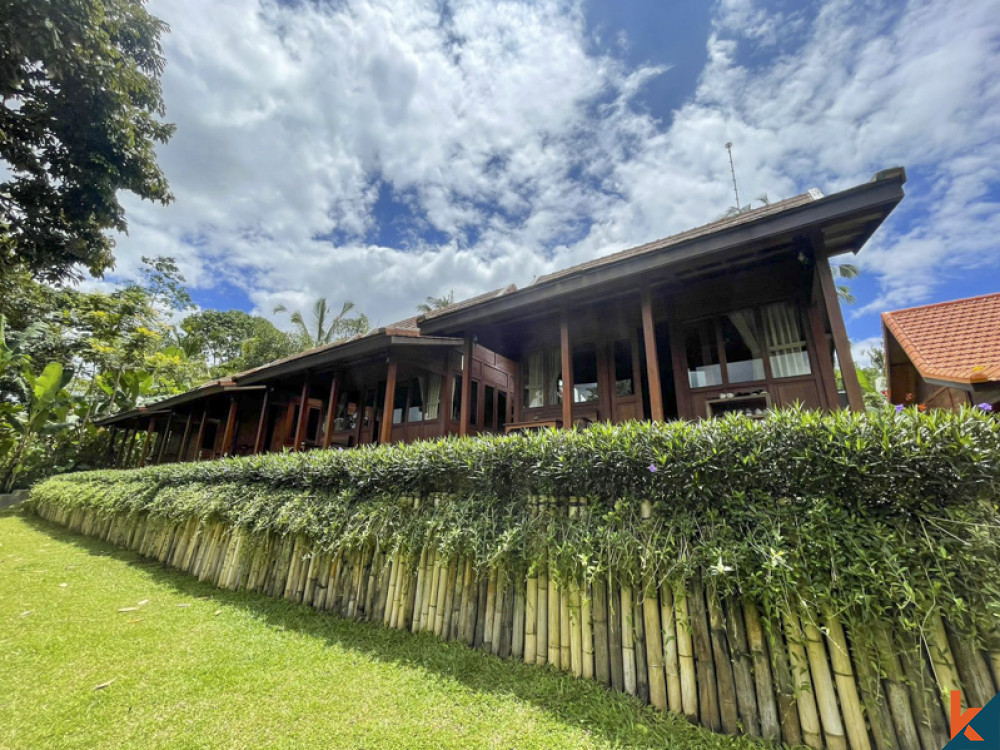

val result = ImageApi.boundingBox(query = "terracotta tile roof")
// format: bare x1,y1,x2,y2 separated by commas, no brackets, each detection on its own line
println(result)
533,192,817,286
882,292,1000,384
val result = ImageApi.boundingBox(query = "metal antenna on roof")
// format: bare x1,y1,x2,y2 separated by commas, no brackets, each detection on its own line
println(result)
725,142,741,210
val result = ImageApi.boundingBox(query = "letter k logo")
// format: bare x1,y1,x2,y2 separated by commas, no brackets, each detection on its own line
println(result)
952,690,984,741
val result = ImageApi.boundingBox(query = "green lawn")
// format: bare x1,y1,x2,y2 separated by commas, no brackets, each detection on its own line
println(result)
0,509,768,750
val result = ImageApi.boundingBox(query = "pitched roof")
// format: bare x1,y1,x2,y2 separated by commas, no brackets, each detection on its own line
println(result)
882,292,1000,384
419,285,518,321
533,192,816,287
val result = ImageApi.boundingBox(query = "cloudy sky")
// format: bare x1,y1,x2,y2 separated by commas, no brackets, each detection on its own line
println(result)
109,0,1000,357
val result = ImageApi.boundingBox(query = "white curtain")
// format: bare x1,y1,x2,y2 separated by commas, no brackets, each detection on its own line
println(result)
524,351,544,407
424,373,442,420
764,302,811,377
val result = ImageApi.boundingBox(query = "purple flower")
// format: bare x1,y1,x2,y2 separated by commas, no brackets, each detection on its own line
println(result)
648,463,657,473
894,404,904,412
976,402,993,412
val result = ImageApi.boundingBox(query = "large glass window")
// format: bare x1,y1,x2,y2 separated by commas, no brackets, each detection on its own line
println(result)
613,339,634,396
392,383,407,424
497,391,507,431
572,344,599,403
423,373,442,420
407,378,424,422
721,309,764,383
763,302,812,378
451,374,462,421
685,320,723,388
484,385,496,431
523,347,565,408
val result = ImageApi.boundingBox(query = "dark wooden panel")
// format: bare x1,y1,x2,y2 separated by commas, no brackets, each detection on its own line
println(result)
774,379,821,409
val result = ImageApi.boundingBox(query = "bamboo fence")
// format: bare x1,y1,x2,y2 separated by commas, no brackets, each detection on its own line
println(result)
33,499,1000,750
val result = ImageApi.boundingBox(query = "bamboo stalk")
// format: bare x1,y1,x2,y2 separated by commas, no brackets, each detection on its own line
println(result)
724,595,760,737
944,617,994,708
473,577,488,649
536,563,548,666
499,580,515,659
383,551,400,626
363,549,381,621
608,575,624,692
401,556,419,631
439,557,457,638
781,609,822,749
491,576,506,656
525,572,538,665
512,575,526,660
420,549,436,632
621,585,637,695
659,584,682,714
707,588,739,735
742,601,781,743
688,578,720,731
925,613,962,716
448,555,464,641
633,587,649,704
643,587,667,710
548,573,561,667
850,626,901,750
460,558,477,645
803,615,848,749
484,570,498,652
898,637,949,749
673,583,698,721
581,584,594,681
592,578,610,686
823,612,871,750
560,579,571,671
569,581,583,678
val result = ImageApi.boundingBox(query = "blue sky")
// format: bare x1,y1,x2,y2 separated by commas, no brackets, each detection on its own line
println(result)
106,0,1000,362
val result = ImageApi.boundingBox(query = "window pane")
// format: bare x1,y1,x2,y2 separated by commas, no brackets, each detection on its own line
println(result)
685,320,722,388
392,383,407,424
523,351,544,408
469,380,479,425
484,385,496,431
334,391,359,431
424,373,442,420
572,343,599,403
497,391,507,431
763,302,812,377
408,378,424,422
451,374,462,421
721,309,765,383
613,339,634,396
545,348,562,405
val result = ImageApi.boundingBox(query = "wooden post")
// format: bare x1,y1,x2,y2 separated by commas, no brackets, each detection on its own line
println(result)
807,287,841,409
138,417,155,467
641,286,665,421
194,407,208,462
560,311,573,429
459,337,473,437
177,412,194,463
321,375,339,449
294,375,310,451
815,254,863,411
155,414,173,464
380,359,398,445
253,388,270,454
221,397,239,457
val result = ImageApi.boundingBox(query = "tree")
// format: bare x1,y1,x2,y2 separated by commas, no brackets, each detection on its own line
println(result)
832,263,859,304
182,309,302,373
416,291,455,314
0,0,175,282
273,298,369,348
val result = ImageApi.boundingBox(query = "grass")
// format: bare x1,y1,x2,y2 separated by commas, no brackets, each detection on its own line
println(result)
0,509,770,750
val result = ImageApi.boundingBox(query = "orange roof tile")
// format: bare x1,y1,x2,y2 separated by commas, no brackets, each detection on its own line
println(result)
882,292,1000,384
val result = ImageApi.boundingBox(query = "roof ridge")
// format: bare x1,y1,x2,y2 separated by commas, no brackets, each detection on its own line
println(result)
881,290,1000,319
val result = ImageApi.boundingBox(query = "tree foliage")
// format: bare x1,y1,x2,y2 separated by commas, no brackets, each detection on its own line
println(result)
0,0,175,281
273,297,369,348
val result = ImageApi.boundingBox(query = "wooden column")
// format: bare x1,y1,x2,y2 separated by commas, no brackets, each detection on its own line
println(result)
322,376,340,449
221,397,239,456
293,374,311,451
138,417,155,467
815,255,863,411
459,337,473,437
253,388,271,454
667,317,691,421
193,408,208,462
177,412,194,463
380,359,398,445
641,287,665,421
155,414,173,464
807,285,840,410
560,311,573,429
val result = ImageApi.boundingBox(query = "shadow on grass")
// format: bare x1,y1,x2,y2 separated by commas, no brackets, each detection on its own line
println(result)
16,510,761,750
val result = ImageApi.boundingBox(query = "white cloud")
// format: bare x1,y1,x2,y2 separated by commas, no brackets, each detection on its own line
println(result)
104,0,1000,338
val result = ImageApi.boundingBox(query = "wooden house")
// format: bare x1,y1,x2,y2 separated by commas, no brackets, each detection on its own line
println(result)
883,292,1000,410
98,167,906,467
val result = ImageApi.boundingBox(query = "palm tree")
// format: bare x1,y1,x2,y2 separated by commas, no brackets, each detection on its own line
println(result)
416,291,455,314
273,298,370,348
832,263,859,304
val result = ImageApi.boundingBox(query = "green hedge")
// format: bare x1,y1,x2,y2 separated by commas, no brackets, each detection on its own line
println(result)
30,406,1000,641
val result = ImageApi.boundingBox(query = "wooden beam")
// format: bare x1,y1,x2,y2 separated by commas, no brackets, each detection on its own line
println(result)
807,290,839,410
138,417,156,467
294,374,311,451
816,254,863,411
560,311,573,428
641,287,665,421
459,337,473,437
380,359,398,445
221,397,239,457
194,408,208,462
321,376,339,449
177,412,194,463
253,388,271,454
667,317,691,421
155,414,173,464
